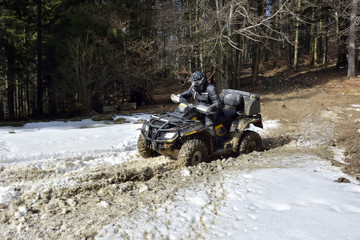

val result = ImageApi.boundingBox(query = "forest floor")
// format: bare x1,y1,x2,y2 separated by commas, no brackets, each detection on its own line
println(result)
258,70,360,180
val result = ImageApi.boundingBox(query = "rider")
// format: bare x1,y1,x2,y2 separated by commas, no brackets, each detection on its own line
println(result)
180,71,223,150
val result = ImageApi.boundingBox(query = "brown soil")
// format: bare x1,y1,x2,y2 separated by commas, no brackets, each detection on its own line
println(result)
259,74,360,180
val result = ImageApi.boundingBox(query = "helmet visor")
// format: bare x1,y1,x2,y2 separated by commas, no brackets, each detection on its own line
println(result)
192,80,201,87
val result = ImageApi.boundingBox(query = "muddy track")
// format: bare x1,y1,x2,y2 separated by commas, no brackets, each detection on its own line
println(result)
0,139,330,236
0,142,341,240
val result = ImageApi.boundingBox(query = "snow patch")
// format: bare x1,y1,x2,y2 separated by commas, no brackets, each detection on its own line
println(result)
0,114,150,171
0,187,20,207
95,155,360,240
346,104,360,112
181,168,191,177
350,104,360,111
331,147,348,164
247,119,280,133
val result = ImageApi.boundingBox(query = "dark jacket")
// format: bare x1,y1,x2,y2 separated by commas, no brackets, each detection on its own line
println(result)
180,82,223,113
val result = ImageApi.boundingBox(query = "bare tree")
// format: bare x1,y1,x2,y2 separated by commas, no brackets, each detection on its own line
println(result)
154,0,355,90
293,0,301,71
37,0,43,115
59,33,112,113
347,0,358,77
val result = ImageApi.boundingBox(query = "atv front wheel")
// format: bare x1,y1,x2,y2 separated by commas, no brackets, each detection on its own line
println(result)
137,134,160,158
239,131,263,154
177,139,208,167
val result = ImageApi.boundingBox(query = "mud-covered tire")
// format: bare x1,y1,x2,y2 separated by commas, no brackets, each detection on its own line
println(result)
177,139,208,167
137,134,160,158
239,131,263,154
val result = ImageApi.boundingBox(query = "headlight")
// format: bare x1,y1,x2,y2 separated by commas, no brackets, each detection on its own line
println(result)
163,132,176,139
143,124,149,133
177,103,187,113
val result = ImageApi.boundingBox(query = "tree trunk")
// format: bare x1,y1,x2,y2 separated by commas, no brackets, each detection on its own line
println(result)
5,45,15,120
293,0,301,71
25,67,31,116
314,17,323,67
187,0,193,73
347,0,358,77
37,0,43,114
310,8,315,66
286,13,292,69
233,34,241,89
252,42,260,86
335,10,348,68
335,12,342,67
0,96,4,121
215,0,227,90
227,2,234,89
195,0,199,69
15,78,19,118
323,33,328,68
47,75,57,115
251,0,263,85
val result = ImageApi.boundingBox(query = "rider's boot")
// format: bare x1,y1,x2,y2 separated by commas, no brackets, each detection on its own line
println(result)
208,127,218,151
212,135,219,151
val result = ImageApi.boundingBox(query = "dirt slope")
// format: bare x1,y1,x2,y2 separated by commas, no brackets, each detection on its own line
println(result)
260,74,360,180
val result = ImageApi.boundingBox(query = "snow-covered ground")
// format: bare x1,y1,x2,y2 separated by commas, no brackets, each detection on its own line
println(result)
97,155,360,240
0,114,150,167
1,115,360,239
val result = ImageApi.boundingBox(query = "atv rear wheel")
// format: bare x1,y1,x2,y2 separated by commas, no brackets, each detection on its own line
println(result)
137,134,160,158
177,139,208,167
239,131,263,154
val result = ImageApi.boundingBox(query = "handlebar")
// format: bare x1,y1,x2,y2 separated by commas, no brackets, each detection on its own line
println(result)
170,94,180,103
171,94,188,104
171,94,216,114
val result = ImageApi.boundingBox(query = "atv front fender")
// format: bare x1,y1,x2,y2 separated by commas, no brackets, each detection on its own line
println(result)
237,117,262,132
231,116,263,152
181,129,213,156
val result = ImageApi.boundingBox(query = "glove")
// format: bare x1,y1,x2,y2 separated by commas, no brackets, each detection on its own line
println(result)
209,104,218,112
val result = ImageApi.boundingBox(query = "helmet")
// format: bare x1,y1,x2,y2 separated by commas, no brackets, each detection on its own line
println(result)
188,71,206,92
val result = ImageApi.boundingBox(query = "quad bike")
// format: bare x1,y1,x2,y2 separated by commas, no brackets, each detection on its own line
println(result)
137,89,264,166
